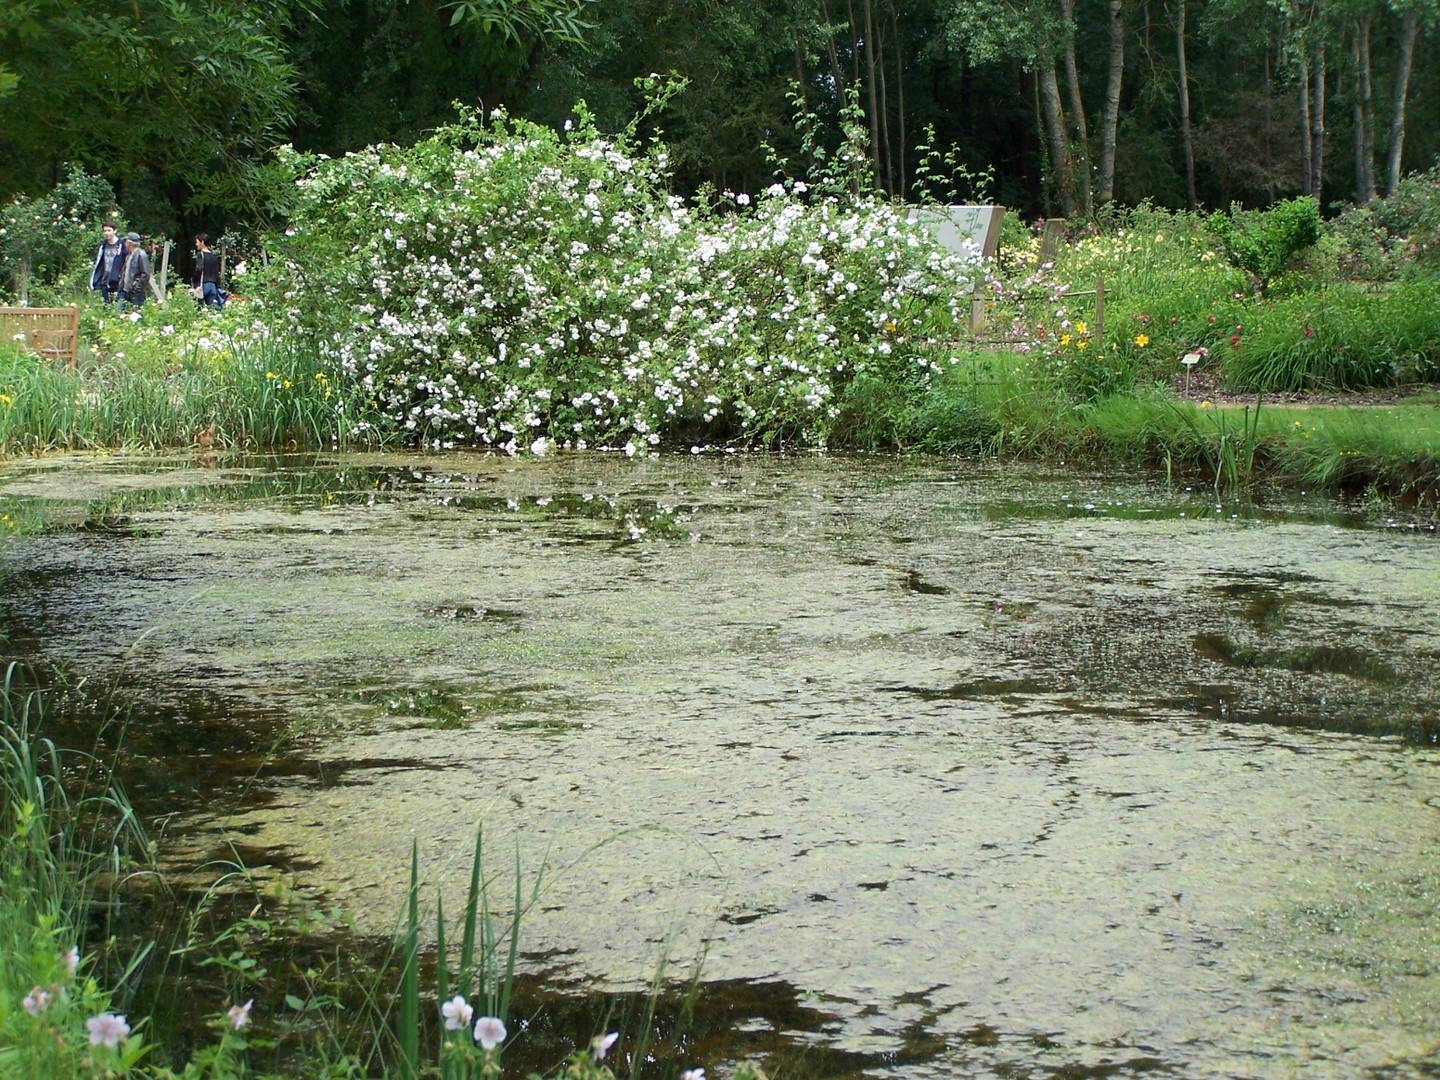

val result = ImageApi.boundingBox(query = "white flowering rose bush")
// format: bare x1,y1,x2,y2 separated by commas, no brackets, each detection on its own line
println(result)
275,108,976,452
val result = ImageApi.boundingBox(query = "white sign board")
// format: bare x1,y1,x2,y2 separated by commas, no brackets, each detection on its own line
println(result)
906,204,1005,261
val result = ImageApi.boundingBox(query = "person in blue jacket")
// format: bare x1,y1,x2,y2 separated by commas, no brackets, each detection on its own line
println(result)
90,222,125,304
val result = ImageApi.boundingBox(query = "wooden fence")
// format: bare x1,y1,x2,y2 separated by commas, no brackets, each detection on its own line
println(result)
0,306,80,368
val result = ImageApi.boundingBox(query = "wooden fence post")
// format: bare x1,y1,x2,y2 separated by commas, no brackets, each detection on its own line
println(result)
1094,273,1104,344
148,240,172,305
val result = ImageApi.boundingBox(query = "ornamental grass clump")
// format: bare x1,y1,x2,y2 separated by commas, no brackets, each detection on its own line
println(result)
274,106,975,453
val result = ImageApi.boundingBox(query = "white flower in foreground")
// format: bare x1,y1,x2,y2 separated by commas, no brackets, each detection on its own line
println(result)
23,988,51,1015
442,995,474,1032
530,436,550,457
86,1013,131,1048
592,1031,619,1060
682,1069,706,1080
228,999,253,1030
473,1015,507,1049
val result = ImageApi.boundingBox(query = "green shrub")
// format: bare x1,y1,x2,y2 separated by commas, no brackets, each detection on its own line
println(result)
0,167,123,301
1208,196,1323,293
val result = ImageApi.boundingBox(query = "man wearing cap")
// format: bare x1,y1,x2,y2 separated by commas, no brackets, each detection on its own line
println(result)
118,232,152,310
90,222,126,304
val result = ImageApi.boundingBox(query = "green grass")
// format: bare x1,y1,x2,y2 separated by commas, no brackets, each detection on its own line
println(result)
0,321,388,456
848,351,1440,503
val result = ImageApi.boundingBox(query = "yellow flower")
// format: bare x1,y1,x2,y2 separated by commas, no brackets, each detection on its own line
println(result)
1200,401,1212,409
266,371,276,379
0,393,12,405
1134,334,1149,347
1076,340,1088,350
1060,334,1072,346
283,379,292,388
1075,321,1087,335
884,320,897,332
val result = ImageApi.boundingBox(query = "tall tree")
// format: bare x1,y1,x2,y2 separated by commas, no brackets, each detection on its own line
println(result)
1309,9,1326,199
1351,14,1376,202
1058,0,1093,213
1384,3,1420,193
1175,0,1199,209
1098,0,1126,204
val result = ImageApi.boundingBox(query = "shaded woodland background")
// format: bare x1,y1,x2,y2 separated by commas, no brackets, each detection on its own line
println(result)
1,0,1436,241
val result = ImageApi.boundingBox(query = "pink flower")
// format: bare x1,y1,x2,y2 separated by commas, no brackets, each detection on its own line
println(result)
592,1032,620,1060
87,1013,131,1048
442,995,474,1032
23,988,51,1015
682,1070,706,1080
473,1015,507,1050
228,1000,253,1030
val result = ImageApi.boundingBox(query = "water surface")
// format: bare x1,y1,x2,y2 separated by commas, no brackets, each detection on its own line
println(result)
2,452,1437,1078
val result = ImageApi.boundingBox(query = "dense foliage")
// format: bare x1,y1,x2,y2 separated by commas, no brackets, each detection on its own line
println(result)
4,0,1439,242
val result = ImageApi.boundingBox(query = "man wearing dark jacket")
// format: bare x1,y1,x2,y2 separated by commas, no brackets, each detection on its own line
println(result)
90,222,125,304
118,233,151,310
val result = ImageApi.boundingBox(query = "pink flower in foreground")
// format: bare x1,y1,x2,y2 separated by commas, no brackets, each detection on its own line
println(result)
442,995,474,1032
23,988,51,1015
473,1015,507,1050
592,1031,620,1060
87,1013,131,1048
228,1000,253,1030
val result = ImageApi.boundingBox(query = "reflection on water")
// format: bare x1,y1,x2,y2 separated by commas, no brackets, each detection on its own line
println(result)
2,451,1439,1079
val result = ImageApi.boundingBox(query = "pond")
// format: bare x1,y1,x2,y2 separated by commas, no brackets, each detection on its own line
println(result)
1,451,1438,1079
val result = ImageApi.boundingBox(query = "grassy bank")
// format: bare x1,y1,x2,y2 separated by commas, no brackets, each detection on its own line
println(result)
833,349,1440,504
0,301,384,455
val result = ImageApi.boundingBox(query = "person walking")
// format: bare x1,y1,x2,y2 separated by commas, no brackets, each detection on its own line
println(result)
90,222,126,304
191,233,226,311
118,232,152,310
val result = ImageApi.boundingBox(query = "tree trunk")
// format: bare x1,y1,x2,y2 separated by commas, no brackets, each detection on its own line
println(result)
1059,0,1092,214
845,0,861,87
1358,17,1375,201
878,19,893,194
1386,9,1418,195
1264,48,1276,202
1039,60,1077,215
1310,34,1326,201
821,0,846,92
892,3,906,200
1351,18,1375,203
862,0,882,186
1175,0,1197,211
1299,51,1313,195
1099,0,1125,204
